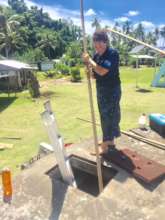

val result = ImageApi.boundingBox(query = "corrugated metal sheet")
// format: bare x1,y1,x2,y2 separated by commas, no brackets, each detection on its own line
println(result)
130,54,156,59
0,60,35,71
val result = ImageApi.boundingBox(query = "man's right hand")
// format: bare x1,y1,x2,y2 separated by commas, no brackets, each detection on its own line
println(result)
82,52,90,64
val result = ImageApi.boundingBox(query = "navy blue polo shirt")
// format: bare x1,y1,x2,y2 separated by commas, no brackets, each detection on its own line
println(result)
93,47,120,88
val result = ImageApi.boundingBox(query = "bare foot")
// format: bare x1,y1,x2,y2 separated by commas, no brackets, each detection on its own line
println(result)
90,145,108,156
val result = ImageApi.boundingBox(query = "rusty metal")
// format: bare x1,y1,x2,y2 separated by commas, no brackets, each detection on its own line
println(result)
103,148,165,183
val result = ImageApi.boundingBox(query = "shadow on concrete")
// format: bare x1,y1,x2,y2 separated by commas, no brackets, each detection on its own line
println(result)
135,175,165,192
102,148,136,184
49,178,68,220
0,97,17,113
47,167,68,220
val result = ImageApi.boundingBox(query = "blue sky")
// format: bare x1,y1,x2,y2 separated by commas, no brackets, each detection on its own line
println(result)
32,0,165,24
0,0,165,34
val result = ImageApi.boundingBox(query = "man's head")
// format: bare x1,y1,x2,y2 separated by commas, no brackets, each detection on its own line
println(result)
93,30,109,55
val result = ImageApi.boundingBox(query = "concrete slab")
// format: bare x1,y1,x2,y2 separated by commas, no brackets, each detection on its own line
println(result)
0,129,165,220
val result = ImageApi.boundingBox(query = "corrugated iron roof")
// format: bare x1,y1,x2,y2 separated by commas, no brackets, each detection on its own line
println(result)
130,54,156,59
0,60,35,70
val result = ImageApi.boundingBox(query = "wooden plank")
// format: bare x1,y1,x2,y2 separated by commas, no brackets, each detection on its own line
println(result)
0,143,13,150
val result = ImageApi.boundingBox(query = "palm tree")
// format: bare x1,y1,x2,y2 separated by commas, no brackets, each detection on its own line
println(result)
160,26,165,46
0,6,3,13
134,23,145,42
154,28,159,41
0,31,25,55
92,18,101,30
122,21,132,35
37,34,57,60
0,14,22,57
146,32,156,45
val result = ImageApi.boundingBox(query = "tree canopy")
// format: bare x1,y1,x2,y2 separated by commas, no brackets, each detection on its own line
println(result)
0,0,81,62
0,0,165,65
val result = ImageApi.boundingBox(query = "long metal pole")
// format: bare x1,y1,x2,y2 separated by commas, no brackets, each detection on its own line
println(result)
105,28,165,55
80,0,103,193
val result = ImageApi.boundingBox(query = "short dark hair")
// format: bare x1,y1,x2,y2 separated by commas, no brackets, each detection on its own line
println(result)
93,30,109,44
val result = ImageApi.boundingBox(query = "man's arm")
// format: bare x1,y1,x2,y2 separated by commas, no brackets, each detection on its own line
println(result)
88,58,109,76
83,53,109,76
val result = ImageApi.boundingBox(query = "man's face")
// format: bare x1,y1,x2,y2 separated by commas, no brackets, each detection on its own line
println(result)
93,41,107,55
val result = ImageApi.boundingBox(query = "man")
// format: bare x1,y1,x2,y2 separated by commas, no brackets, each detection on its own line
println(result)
82,30,121,154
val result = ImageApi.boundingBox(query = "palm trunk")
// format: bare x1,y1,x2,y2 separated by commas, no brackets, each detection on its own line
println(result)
5,46,9,58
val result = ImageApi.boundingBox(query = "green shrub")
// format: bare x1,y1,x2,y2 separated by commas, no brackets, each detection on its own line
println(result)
128,57,138,68
44,69,57,78
55,63,70,75
70,67,81,82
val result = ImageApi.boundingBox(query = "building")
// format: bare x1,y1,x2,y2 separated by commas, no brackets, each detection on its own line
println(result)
0,60,37,91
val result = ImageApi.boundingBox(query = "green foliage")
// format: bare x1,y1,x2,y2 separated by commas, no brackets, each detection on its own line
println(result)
0,1,81,60
70,66,81,82
55,63,70,75
13,48,47,63
128,57,137,68
63,41,83,66
44,69,57,78
0,12,25,58
8,0,27,14
159,58,165,65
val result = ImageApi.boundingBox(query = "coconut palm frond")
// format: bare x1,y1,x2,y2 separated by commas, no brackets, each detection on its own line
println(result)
8,14,23,21
8,20,20,30
0,42,6,49
0,32,5,38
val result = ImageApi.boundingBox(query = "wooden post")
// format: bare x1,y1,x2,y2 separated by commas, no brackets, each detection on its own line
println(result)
136,55,139,88
80,0,103,193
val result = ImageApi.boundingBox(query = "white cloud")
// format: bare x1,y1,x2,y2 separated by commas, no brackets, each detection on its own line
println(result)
0,0,8,6
127,10,139,17
24,0,36,8
0,0,37,8
24,0,79,18
134,21,155,31
114,17,130,23
101,19,114,28
85,8,96,17
141,21,155,29
159,24,165,29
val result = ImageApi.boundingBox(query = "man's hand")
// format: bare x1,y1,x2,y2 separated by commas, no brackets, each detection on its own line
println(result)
82,52,91,64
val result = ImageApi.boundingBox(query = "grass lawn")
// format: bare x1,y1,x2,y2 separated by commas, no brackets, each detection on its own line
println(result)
0,66,165,174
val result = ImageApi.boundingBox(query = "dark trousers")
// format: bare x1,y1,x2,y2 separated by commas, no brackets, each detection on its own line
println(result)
97,84,121,142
